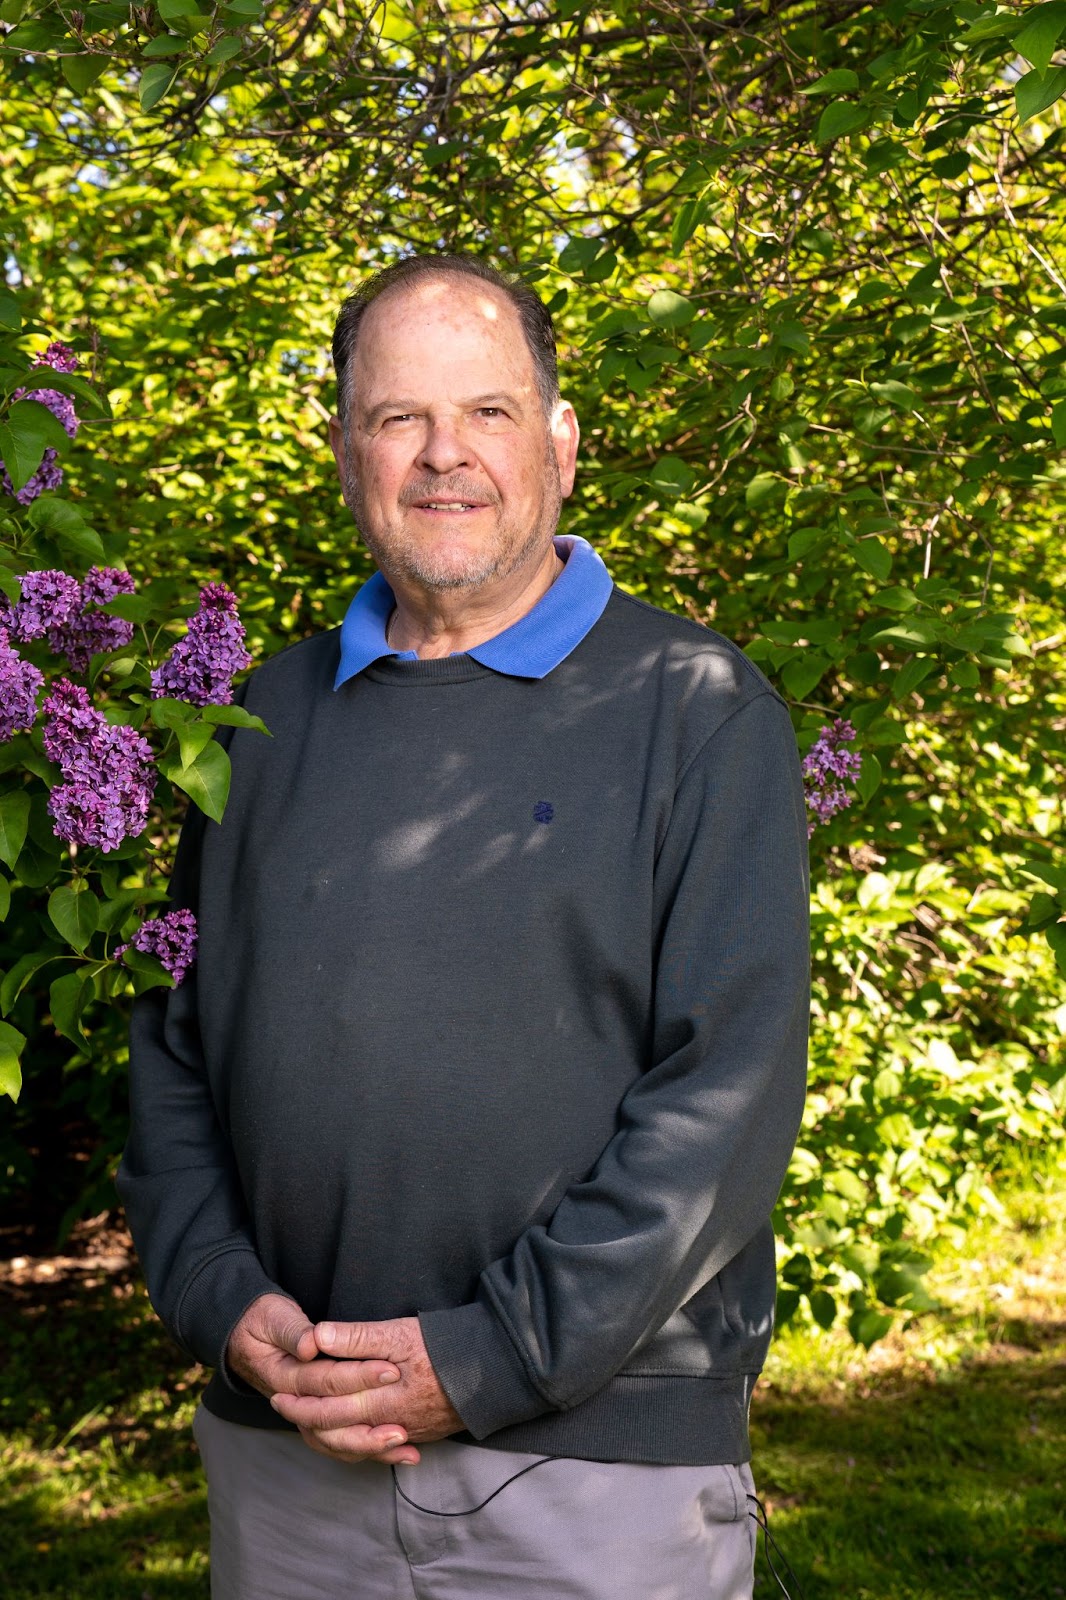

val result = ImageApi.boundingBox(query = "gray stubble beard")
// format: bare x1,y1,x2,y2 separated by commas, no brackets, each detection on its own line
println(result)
339,432,563,594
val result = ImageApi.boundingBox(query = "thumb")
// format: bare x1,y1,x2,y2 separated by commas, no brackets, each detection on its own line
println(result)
314,1318,394,1359
261,1296,317,1361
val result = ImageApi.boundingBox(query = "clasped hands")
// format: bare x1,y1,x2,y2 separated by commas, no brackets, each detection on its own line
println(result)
226,1293,463,1466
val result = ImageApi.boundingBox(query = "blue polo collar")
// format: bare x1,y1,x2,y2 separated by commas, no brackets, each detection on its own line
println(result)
333,535,613,687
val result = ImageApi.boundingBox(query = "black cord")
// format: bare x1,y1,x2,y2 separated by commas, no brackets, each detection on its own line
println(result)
390,1455,555,1516
390,1460,804,1600
747,1494,805,1600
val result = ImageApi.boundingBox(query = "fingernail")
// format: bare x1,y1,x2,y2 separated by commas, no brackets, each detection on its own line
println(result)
379,1370,400,1385
383,1433,405,1447
269,1397,281,1412
317,1323,336,1347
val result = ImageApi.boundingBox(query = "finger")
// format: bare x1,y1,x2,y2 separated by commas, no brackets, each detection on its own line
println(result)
298,1423,419,1465
314,1319,398,1360
283,1358,402,1398
258,1299,318,1362
299,1427,419,1465
271,1390,386,1430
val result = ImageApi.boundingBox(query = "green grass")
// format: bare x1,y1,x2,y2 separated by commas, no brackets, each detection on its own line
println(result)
751,1153,1066,1599
1,1157,1062,1599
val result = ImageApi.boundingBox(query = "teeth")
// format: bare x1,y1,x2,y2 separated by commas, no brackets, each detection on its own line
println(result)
424,503,475,510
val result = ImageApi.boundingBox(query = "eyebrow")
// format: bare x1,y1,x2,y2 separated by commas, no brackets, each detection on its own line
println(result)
361,392,525,428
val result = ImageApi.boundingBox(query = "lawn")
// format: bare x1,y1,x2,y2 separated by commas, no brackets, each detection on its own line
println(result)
1,1157,1062,1600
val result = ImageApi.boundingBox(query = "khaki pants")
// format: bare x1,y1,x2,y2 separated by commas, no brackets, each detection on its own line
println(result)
193,1402,756,1600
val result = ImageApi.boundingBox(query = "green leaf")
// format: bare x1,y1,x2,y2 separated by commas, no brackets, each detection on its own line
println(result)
3,18,65,50
48,884,100,952
159,740,231,823
800,69,860,96
959,11,1021,46
26,495,106,562
204,35,242,64
61,54,108,92
648,455,696,497
139,63,178,112
648,289,696,329
869,619,941,649
868,379,920,409
1014,3,1066,76
848,1306,894,1348
120,947,175,993
815,103,869,144
1015,66,1066,124
853,750,881,806
1021,858,1066,895
150,697,198,730
94,591,152,623
745,473,784,510
808,1288,837,1329
49,969,92,1051
0,400,67,493
199,703,271,735
0,1019,26,1101
872,586,920,612
1046,920,1066,975
157,0,202,15
1,949,58,1016
1051,398,1066,448
0,791,31,870
0,875,10,922
853,537,893,582
222,0,263,12
781,652,830,700
0,289,21,331
774,1287,802,1325
176,720,218,768
891,657,937,701
8,396,69,451
672,198,706,253
143,34,187,57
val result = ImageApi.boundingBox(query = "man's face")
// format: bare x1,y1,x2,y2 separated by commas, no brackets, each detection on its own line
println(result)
329,277,579,593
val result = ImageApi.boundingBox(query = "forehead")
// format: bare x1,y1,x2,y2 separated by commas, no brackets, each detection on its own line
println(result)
354,277,534,385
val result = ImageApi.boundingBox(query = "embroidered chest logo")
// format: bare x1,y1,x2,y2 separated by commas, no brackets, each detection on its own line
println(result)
532,801,555,825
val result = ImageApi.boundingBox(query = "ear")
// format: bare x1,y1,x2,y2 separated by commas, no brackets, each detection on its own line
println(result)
551,401,580,498
328,415,347,478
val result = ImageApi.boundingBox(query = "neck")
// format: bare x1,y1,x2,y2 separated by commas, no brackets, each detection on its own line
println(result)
385,541,565,660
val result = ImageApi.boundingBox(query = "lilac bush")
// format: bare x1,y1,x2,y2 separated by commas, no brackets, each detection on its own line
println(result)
0,628,45,740
42,679,157,852
0,341,81,505
151,582,251,706
802,717,862,837
0,566,136,671
116,907,198,986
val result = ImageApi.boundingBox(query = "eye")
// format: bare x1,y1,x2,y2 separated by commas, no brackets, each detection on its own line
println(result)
478,407,504,418
384,413,413,424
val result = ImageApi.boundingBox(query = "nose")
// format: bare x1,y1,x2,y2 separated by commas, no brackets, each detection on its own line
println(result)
415,416,476,477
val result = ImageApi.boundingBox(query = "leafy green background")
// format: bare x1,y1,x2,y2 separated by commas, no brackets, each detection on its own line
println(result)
1,0,1064,1344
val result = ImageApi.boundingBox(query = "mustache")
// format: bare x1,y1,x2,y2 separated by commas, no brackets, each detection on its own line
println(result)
398,479,500,508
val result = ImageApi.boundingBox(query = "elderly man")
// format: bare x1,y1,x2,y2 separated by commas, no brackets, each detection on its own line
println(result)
117,253,810,1600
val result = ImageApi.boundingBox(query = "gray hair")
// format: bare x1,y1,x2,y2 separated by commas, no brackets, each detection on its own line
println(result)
332,253,561,430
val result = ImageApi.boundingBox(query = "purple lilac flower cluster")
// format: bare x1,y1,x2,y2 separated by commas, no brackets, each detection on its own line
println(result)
802,717,862,837
42,679,156,852
0,628,45,742
151,583,251,706
0,567,136,671
0,342,81,505
116,907,198,986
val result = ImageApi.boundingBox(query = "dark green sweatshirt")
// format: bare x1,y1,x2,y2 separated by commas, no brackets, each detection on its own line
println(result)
116,587,811,1466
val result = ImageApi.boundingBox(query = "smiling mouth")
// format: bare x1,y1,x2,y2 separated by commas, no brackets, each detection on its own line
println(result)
412,502,487,511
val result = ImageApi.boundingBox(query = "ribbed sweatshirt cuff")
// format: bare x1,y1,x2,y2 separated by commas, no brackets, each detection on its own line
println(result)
418,1298,554,1439
175,1246,291,1391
